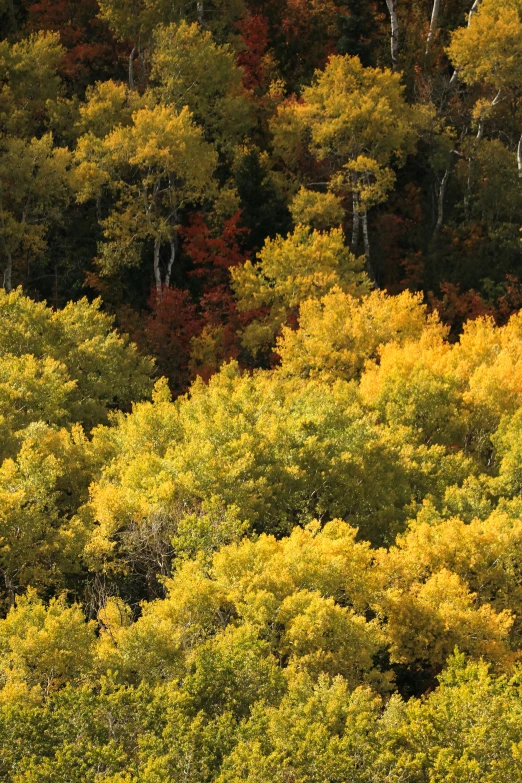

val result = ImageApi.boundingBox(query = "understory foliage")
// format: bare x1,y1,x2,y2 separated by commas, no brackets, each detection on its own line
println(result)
1,0,522,778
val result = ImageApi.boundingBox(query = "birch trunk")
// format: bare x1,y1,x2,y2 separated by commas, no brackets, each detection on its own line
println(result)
426,0,441,54
468,0,482,25
165,237,176,289
129,46,136,91
450,0,482,83
476,89,501,139
385,0,399,71
518,133,522,179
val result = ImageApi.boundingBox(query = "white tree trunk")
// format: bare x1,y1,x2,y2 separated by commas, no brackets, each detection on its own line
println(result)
426,0,441,54
476,90,501,139
518,133,522,179
468,0,482,25
164,238,176,289
385,0,399,71
450,0,482,83
129,46,136,91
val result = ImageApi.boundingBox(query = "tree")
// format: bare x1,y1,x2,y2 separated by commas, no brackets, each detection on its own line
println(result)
277,287,440,382
95,520,386,691
0,288,154,430
447,0,522,174
97,0,245,89
0,591,95,695
0,134,71,292
23,0,119,87
151,21,253,152
0,31,64,136
0,426,96,606
74,79,149,140
0,354,76,459
231,224,369,356
381,501,522,644
84,360,473,556
272,54,419,277
75,104,218,294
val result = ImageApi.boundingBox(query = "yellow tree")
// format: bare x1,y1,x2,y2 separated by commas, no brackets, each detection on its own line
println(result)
0,591,95,695
0,288,154,430
231,224,369,356
75,104,217,295
74,79,149,140
0,33,70,292
0,427,95,607
277,288,441,382
97,0,245,89
272,55,419,277
447,0,522,171
151,21,253,152
0,32,64,136
0,135,71,292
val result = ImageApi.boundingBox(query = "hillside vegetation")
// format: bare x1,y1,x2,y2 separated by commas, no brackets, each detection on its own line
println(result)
1,0,522,779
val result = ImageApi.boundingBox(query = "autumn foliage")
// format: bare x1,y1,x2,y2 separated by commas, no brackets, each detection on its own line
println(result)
2,2,522,777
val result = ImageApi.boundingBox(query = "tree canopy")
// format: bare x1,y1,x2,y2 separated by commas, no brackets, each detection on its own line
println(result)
1,2,522,779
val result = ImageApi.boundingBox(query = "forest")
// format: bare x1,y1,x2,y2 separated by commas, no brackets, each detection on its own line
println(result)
1,0,522,780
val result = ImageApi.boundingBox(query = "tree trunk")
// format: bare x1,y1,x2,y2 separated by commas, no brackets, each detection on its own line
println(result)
385,0,399,71
468,0,482,25
3,250,12,293
464,157,472,221
426,0,441,54
450,0,482,83
197,1,204,24
433,167,450,240
164,237,176,289
476,89,502,139
129,46,136,91
361,212,375,283
518,133,522,179
351,193,360,252
138,47,146,86
153,236,162,297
